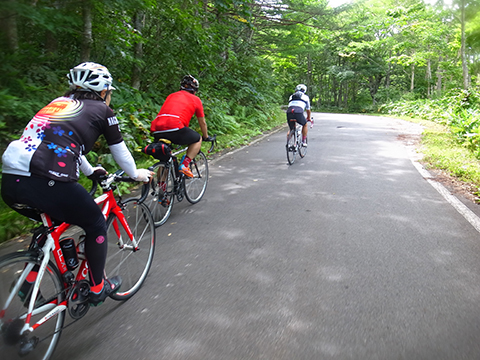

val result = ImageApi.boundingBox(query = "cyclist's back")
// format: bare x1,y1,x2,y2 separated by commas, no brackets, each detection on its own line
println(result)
1,62,152,306
286,84,311,146
151,90,203,134
150,75,210,178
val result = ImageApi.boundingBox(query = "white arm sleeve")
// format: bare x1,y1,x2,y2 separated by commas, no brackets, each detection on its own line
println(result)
79,155,94,176
109,141,138,179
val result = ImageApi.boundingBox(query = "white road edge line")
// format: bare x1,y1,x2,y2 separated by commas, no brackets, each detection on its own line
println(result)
411,160,480,233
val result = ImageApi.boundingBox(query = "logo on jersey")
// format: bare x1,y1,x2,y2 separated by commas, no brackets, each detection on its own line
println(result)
107,116,119,126
35,98,83,122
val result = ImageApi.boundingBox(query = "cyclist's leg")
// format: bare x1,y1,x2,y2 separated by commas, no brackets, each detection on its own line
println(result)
286,108,296,139
159,128,201,177
302,123,308,138
2,175,111,292
295,114,307,144
178,128,201,166
287,112,297,138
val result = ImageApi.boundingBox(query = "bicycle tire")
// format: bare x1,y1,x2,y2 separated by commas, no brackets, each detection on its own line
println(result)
0,251,65,360
185,151,208,204
298,131,307,158
105,199,156,300
286,129,296,165
145,162,175,227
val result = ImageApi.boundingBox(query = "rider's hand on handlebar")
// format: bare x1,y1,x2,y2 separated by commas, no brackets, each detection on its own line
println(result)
135,169,153,182
202,135,215,142
87,166,107,181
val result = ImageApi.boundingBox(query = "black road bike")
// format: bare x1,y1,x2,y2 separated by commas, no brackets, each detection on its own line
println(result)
143,136,216,227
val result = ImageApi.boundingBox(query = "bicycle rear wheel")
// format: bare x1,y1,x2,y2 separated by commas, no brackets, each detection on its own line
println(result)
185,151,208,204
145,162,175,227
0,252,65,360
105,199,156,300
286,130,296,165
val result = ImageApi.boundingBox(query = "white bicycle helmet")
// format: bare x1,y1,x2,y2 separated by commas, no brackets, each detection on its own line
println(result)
68,62,115,92
295,84,307,93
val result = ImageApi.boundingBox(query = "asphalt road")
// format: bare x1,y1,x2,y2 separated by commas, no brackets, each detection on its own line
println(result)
14,113,480,359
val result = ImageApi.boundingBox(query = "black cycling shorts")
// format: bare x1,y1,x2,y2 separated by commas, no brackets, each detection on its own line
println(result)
286,110,307,131
153,127,200,145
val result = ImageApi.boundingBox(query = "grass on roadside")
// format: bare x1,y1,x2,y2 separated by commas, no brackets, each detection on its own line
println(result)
392,116,480,200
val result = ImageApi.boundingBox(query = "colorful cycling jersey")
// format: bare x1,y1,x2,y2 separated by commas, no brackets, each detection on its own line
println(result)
1,97,123,182
287,92,311,114
151,90,205,132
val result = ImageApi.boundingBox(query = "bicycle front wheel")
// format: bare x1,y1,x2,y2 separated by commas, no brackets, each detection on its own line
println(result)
185,151,208,204
105,199,156,301
0,252,65,360
286,130,296,165
299,134,307,158
145,163,175,227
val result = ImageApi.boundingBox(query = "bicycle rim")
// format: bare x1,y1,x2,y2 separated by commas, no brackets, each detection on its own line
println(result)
0,252,65,360
105,200,156,300
185,151,208,204
146,163,174,227
286,131,296,165
299,136,307,158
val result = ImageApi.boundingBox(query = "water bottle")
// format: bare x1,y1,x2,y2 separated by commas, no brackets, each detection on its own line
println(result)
60,237,79,270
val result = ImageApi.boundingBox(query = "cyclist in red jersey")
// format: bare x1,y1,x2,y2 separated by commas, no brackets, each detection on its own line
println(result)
1,62,152,306
150,75,212,178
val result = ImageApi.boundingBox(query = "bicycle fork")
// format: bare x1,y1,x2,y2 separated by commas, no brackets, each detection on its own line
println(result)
1,238,64,356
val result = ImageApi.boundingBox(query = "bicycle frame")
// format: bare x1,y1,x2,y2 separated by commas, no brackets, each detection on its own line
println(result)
2,176,137,337
151,143,209,197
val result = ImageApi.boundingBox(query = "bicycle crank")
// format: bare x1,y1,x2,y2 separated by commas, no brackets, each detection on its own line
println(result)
67,280,90,319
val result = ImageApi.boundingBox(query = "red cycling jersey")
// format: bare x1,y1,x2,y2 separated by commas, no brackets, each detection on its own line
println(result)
151,90,205,132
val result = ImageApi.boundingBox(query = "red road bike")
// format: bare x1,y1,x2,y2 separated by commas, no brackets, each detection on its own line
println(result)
0,170,156,360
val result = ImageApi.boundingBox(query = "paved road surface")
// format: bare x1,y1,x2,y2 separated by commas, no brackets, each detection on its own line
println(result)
10,113,480,360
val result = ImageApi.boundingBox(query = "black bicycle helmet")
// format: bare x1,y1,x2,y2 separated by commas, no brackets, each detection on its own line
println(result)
180,75,199,92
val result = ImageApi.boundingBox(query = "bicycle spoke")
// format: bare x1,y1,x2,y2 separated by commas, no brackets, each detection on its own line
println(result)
105,200,155,300
185,151,208,204
0,252,65,360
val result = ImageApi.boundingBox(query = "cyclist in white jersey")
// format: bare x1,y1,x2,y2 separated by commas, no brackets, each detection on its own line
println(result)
286,84,312,146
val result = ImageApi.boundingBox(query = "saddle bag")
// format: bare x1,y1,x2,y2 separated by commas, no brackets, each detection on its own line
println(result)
142,141,172,161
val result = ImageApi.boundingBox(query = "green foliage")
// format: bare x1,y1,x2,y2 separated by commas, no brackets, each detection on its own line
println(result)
380,88,480,159
2,0,480,241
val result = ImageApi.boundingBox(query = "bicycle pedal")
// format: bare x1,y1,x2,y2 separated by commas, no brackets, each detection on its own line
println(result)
161,199,170,207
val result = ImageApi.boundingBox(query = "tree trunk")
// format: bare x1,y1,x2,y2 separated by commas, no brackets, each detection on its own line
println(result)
307,53,312,92
426,58,431,98
436,56,443,96
368,75,382,105
410,64,415,92
385,50,391,100
132,11,145,90
81,0,93,62
1,0,19,53
460,0,469,89
44,1,63,55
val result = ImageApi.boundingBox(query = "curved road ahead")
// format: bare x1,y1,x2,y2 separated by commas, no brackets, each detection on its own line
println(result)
52,113,480,359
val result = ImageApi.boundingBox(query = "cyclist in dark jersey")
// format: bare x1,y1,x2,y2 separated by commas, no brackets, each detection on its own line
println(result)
1,62,152,306
286,84,312,146
150,75,212,178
